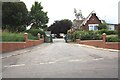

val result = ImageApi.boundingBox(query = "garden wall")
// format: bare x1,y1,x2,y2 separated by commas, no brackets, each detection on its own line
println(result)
1,33,44,53
76,34,120,50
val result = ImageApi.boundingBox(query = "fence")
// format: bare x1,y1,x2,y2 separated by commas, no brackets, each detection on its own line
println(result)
0,33,44,53
76,33,120,50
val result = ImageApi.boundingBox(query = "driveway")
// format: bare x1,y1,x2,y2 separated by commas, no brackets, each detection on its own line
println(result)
2,39,118,78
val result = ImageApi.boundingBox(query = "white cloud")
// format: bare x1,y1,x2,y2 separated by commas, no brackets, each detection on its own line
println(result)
21,0,119,26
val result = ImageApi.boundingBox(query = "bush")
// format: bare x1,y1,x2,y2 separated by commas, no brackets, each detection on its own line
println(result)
26,29,45,38
72,30,102,40
2,32,24,42
28,33,38,40
80,31,102,40
95,29,117,35
106,35,120,42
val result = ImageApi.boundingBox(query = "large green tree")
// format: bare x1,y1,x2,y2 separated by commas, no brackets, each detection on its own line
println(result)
29,1,49,29
48,19,72,36
2,2,28,32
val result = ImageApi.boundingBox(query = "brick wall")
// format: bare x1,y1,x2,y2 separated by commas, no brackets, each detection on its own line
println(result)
1,33,44,53
76,33,120,50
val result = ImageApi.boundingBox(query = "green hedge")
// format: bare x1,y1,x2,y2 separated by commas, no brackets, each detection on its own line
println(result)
2,32,24,42
26,29,45,38
95,29,117,35
2,32,39,42
106,35,120,42
72,31,102,40
28,34,38,40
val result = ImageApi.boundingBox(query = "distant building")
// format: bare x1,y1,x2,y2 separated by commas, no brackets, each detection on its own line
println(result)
72,11,119,31
80,11,102,31
107,24,118,31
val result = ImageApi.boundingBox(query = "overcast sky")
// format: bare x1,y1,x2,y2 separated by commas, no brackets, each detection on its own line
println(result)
20,0,119,26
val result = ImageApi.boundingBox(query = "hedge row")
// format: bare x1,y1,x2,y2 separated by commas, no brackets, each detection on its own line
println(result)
72,29,119,42
2,31,39,42
2,32,25,42
94,29,117,35
106,35,120,42
72,30,102,41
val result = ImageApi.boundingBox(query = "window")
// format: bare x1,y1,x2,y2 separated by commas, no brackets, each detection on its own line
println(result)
108,25,115,30
88,24,98,30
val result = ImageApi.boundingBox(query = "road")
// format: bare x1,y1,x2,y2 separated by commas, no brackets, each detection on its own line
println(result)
2,39,118,78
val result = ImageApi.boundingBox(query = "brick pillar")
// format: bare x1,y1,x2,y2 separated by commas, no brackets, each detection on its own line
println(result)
24,33,28,42
38,33,40,40
102,33,106,48
42,35,44,39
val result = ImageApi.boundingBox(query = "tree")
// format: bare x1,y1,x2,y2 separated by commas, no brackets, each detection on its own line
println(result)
48,19,72,37
97,23,108,30
59,19,72,34
2,2,28,32
29,1,49,29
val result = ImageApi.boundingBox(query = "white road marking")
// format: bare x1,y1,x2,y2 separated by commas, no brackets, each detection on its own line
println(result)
39,63,46,64
48,62,56,64
93,58,104,61
39,61,56,65
68,59,81,62
4,64,25,68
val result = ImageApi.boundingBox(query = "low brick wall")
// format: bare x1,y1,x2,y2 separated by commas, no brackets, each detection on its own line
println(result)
105,42,120,50
1,33,44,53
80,40,104,48
76,33,120,50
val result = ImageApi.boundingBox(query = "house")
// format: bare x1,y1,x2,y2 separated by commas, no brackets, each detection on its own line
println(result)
107,24,118,31
72,11,119,31
80,11,102,31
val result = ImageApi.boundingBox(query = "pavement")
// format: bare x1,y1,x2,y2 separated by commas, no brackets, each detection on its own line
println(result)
1,39,119,78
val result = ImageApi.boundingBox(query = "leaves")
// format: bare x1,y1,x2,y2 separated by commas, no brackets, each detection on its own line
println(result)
48,19,72,35
30,1,49,29
2,2,28,32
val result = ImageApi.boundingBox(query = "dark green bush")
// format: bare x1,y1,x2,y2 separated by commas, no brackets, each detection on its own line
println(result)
95,29,117,35
106,36,120,42
26,29,45,38
28,33,38,40
72,30,102,40
80,31,102,40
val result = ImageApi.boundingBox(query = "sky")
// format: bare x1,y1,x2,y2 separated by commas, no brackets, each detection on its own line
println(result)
20,0,120,26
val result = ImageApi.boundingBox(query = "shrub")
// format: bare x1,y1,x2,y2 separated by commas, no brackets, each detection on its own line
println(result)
95,29,117,35
80,31,102,40
72,30,102,40
26,29,45,38
2,32,24,42
106,35,120,42
28,33,38,40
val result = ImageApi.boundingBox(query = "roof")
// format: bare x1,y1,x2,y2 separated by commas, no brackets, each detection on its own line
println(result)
80,11,102,26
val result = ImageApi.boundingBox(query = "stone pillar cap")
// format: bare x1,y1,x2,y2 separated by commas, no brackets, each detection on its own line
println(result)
103,33,106,35
24,33,28,34
38,33,40,35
